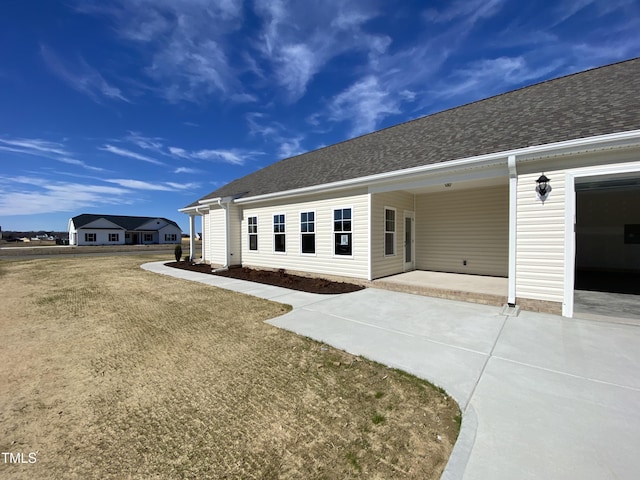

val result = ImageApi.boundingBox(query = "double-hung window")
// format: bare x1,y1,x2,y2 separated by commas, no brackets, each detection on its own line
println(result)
300,211,315,254
144,233,153,242
109,233,120,242
85,233,96,242
333,208,352,256
273,214,286,252
164,233,177,242
248,216,258,251
384,208,396,256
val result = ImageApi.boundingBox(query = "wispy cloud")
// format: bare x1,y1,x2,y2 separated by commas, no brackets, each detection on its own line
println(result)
247,112,307,159
328,76,401,137
76,1,249,103
432,56,564,101
105,178,199,191
99,144,165,165
253,0,389,101
0,137,105,171
0,176,132,216
174,167,201,174
40,44,129,103
168,147,263,165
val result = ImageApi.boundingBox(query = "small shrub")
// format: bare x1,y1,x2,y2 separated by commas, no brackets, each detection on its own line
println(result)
183,255,190,263
174,245,182,262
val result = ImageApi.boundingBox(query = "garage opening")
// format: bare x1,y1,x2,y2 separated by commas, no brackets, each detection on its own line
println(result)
574,177,640,321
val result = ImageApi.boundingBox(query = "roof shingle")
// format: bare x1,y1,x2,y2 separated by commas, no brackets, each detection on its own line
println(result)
188,58,640,207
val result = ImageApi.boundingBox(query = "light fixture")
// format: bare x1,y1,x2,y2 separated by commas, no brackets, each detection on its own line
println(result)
536,174,550,197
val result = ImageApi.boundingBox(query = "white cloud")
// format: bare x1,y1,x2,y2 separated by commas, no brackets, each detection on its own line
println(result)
0,138,105,172
99,144,165,165
278,136,304,158
0,176,132,216
76,0,249,103
104,179,175,191
329,76,401,137
424,0,506,25
168,146,263,165
433,56,564,100
174,167,201,174
104,178,200,191
253,0,390,101
40,44,129,103
246,112,308,159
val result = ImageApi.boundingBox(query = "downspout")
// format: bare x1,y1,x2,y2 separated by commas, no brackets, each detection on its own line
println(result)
507,155,518,306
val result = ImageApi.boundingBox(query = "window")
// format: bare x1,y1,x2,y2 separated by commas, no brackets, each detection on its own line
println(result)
109,233,119,242
300,211,315,254
273,214,286,252
144,233,153,242
85,233,96,242
333,208,352,256
384,208,396,256
164,233,177,242
248,216,258,251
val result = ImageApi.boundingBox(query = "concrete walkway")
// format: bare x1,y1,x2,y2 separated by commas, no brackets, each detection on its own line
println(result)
143,261,640,480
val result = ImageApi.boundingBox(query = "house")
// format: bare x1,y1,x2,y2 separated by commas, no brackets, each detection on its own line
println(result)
181,58,640,317
68,214,182,246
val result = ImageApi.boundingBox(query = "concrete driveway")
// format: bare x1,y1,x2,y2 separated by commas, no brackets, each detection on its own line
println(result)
144,262,640,480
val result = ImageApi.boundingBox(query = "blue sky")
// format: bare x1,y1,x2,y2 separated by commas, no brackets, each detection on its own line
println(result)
1,0,638,233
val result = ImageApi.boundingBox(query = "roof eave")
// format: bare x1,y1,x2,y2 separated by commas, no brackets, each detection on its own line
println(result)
233,129,640,205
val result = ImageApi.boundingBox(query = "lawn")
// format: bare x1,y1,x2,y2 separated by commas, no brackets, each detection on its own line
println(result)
0,256,459,479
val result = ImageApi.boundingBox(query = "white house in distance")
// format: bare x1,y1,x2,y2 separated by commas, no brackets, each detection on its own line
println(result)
68,214,182,246
181,58,640,318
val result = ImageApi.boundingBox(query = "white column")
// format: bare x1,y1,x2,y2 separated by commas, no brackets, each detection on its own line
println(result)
507,155,517,306
189,214,195,261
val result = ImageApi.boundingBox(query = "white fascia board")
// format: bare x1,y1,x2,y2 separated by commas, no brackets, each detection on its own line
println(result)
179,205,211,214
232,129,640,205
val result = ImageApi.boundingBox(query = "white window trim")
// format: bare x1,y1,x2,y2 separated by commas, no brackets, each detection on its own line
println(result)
85,232,96,242
247,216,259,252
384,206,396,257
273,213,287,254
299,209,317,256
109,233,120,242
332,206,354,258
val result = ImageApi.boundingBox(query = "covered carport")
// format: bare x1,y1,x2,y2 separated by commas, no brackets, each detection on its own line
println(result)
574,176,640,322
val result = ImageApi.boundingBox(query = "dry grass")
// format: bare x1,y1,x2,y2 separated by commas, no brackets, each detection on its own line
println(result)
0,255,459,479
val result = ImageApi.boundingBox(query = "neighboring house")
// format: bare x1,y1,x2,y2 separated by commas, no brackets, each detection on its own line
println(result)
68,214,182,246
181,58,640,317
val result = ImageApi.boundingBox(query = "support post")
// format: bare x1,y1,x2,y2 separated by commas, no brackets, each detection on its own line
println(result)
189,214,195,261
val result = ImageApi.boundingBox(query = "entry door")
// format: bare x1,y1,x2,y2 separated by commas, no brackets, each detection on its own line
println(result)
404,212,415,271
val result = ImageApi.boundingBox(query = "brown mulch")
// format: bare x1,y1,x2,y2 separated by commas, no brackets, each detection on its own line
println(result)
166,262,365,294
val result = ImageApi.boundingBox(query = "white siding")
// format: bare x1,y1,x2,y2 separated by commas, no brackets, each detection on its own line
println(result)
515,172,566,302
415,185,509,276
158,224,182,244
76,229,125,246
228,204,243,266
240,190,370,279
515,152,640,305
205,207,227,266
371,191,415,278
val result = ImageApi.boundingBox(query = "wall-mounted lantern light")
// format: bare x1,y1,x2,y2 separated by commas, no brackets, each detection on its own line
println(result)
536,173,550,198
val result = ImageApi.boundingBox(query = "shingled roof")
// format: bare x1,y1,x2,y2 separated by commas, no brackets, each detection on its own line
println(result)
188,57,640,207
71,214,181,231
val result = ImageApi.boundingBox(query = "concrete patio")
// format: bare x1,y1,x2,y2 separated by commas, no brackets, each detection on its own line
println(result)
373,270,508,306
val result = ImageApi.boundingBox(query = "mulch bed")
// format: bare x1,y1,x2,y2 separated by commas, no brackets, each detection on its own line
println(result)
165,262,365,294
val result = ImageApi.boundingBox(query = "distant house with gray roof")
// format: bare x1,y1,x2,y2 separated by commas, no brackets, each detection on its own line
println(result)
68,214,182,246
181,58,640,317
